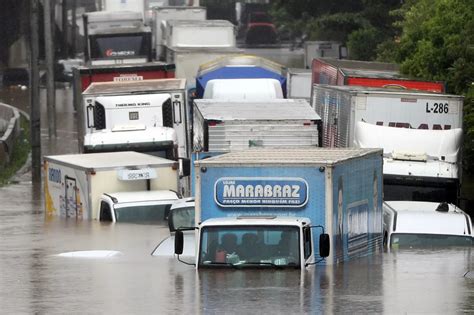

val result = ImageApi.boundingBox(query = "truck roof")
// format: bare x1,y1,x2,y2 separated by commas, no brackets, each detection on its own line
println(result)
385,201,472,236
200,216,311,228
106,190,179,204
167,19,234,28
44,152,175,171
195,148,382,166
313,84,462,99
84,11,144,22
198,55,285,77
194,99,320,121
77,61,174,73
316,57,400,72
83,79,186,95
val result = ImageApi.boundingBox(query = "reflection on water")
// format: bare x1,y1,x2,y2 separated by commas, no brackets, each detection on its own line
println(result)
0,77,473,314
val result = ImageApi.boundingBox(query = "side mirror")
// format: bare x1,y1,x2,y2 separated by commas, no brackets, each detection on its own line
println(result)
175,230,184,255
179,158,191,178
319,234,330,258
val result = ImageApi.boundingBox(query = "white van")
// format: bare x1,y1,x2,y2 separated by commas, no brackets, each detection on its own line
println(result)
383,201,473,250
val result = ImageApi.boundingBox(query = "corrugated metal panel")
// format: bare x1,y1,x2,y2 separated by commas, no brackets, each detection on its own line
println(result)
194,99,320,121
312,85,352,148
196,147,381,165
208,121,319,152
83,79,185,95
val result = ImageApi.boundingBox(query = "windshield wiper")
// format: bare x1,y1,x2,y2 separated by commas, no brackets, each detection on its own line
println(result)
202,262,240,269
234,261,297,269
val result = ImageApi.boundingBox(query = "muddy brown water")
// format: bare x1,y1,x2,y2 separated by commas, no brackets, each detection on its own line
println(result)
0,82,473,314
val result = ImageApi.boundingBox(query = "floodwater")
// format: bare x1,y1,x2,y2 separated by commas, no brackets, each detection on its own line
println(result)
0,78,473,313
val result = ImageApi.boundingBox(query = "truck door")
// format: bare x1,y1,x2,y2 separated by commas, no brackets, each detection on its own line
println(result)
171,93,188,158
64,176,77,218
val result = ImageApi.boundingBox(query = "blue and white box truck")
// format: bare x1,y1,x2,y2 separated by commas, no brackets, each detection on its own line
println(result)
175,148,384,269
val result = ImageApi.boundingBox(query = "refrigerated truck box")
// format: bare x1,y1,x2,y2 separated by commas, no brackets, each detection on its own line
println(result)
163,20,236,50
286,68,312,100
152,6,207,58
195,55,287,99
72,62,175,114
193,148,384,266
311,84,463,148
81,79,189,160
311,58,445,93
44,151,178,220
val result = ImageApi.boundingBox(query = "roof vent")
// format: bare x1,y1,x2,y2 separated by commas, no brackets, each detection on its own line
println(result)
435,202,449,212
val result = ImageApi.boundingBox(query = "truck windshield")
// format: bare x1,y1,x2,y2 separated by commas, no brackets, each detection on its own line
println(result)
391,233,473,248
199,226,300,268
89,34,150,60
114,202,173,223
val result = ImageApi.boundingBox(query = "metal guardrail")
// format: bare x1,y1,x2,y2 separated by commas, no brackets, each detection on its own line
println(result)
0,103,21,169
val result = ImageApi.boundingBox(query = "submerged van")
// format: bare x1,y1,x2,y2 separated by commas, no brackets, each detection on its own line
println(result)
383,201,473,250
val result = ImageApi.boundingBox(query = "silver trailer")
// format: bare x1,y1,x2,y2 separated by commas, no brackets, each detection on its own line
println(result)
286,68,312,100
193,99,321,152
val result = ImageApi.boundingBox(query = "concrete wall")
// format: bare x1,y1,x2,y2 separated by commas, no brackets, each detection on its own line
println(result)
0,103,20,169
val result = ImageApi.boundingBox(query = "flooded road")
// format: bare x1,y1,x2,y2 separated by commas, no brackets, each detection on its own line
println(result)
0,76,473,313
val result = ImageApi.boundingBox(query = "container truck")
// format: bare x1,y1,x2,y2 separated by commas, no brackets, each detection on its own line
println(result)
304,41,346,69
83,11,152,66
80,79,190,163
311,58,445,93
286,68,312,100
174,148,384,269
151,6,207,58
195,55,287,99
72,62,175,113
355,121,462,204
44,151,180,222
311,85,463,148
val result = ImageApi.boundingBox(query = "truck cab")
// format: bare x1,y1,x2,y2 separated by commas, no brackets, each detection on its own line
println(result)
383,201,473,250
176,216,329,269
98,190,180,223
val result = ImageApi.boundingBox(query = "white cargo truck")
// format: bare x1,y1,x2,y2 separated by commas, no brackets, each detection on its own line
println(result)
163,20,236,50
80,79,189,161
355,121,462,204
44,151,180,222
286,68,312,100
83,11,152,65
151,6,207,58
304,41,347,68
311,85,464,148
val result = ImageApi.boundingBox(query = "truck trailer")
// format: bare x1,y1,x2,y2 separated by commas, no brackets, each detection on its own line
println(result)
175,148,384,269
83,11,152,66
355,121,462,204
44,151,179,222
311,85,463,148
195,55,287,99
72,62,175,114
80,79,189,162
151,6,207,58
311,58,445,93
286,68,312,100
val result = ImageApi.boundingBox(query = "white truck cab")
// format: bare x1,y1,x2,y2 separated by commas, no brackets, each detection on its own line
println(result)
98,190,179,223
175,216,329,269
383,201,473,250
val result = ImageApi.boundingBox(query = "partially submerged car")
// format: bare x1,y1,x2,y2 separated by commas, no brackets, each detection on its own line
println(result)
383,201,473,250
